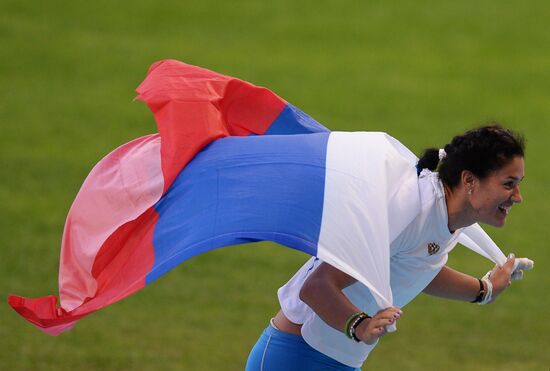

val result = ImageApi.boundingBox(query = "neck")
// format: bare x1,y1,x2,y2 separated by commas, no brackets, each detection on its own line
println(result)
443,184,474,232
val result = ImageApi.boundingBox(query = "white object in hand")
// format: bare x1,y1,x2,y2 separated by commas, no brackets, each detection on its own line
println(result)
511,257,534,281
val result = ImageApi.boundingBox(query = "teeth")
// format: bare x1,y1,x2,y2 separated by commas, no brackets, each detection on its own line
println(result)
499,205,511,214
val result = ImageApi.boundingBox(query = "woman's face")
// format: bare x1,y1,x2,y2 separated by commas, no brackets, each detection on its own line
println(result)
469,156,525,227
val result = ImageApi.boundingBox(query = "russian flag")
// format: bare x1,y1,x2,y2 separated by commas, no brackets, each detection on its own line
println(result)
6,59,341,335
8,60,513,336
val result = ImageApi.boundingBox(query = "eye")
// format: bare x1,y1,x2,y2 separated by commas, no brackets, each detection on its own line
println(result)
503,182,514,190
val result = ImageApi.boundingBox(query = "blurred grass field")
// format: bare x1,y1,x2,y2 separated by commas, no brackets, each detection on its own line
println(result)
1,1,549,370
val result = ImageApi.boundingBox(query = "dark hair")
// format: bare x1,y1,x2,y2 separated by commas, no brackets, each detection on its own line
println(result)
417,125,525,188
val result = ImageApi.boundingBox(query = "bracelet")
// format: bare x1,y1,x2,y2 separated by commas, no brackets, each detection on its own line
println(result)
470,278,485,303
471,275,493,305
350,313,371,342
344,312,363,340
344,312,371,342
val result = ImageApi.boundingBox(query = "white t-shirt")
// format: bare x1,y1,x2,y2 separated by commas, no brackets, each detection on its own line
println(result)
277,171,463,368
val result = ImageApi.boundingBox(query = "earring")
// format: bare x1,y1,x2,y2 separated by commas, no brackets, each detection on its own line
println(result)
467,189,473,195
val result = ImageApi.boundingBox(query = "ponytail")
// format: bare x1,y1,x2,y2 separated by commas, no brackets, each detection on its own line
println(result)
416,148,440,175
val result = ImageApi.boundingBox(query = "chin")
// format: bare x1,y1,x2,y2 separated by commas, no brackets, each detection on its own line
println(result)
487,218,507,228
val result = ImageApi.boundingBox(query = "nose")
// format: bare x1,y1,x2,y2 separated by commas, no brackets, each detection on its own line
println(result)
512,185,523,204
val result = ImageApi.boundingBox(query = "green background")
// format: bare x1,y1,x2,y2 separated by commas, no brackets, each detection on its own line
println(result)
1,1,548,370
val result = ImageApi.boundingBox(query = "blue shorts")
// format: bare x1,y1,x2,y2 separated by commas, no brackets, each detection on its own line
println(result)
245,323,361,371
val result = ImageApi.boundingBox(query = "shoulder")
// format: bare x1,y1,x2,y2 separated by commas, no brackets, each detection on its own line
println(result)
417,170,443,209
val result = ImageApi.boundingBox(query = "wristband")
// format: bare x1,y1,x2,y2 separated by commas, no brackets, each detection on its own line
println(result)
470,278,485,303
479,276,493,305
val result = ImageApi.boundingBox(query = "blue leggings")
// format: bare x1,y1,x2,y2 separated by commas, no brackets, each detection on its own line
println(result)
245,323,361,371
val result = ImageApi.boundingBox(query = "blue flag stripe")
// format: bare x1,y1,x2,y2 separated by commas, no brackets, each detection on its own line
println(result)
147,133,330,284
265,103,330,135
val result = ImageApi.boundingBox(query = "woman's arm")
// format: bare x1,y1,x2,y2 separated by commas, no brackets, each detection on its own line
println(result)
423,256,516,303
423,266,481,301
299,262,402,344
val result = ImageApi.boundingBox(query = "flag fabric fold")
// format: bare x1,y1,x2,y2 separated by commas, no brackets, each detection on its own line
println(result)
8,60,509,336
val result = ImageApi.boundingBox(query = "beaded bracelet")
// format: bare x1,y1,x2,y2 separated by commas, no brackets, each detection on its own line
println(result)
344,312,363,339
349,313,371,342
344,312,371,342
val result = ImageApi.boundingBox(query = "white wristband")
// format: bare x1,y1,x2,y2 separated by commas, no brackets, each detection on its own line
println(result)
479,274,493,305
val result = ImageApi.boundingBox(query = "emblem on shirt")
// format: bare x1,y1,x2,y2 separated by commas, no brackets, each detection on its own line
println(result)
427,242,440,255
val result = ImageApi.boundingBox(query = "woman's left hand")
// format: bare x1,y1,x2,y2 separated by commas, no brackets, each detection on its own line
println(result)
486,254,516,302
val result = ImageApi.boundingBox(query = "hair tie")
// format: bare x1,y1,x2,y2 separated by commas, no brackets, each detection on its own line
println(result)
438,148,447,161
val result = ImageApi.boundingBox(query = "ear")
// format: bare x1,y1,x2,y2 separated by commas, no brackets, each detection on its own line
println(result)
460,170,477,192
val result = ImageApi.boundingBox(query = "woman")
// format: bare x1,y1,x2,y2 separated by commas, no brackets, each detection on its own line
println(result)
246,125,527,370
9,62,531,362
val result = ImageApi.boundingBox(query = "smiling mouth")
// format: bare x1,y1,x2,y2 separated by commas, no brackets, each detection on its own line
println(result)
498,205,511,215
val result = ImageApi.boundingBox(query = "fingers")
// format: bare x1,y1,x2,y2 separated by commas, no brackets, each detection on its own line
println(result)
490,254,515,279
358,307,402,344
371,307,402,332
487,256,515,296
375,307,402,318
370,314,398,329
502,253,516,273
482,254,533,300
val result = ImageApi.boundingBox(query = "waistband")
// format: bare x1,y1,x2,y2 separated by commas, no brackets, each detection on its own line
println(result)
263,322,306,343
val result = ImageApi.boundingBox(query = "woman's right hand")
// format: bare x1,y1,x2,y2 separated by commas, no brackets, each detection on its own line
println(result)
356,307,402,344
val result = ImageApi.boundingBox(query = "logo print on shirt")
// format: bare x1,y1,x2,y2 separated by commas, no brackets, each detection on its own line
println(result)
427,242,440,255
